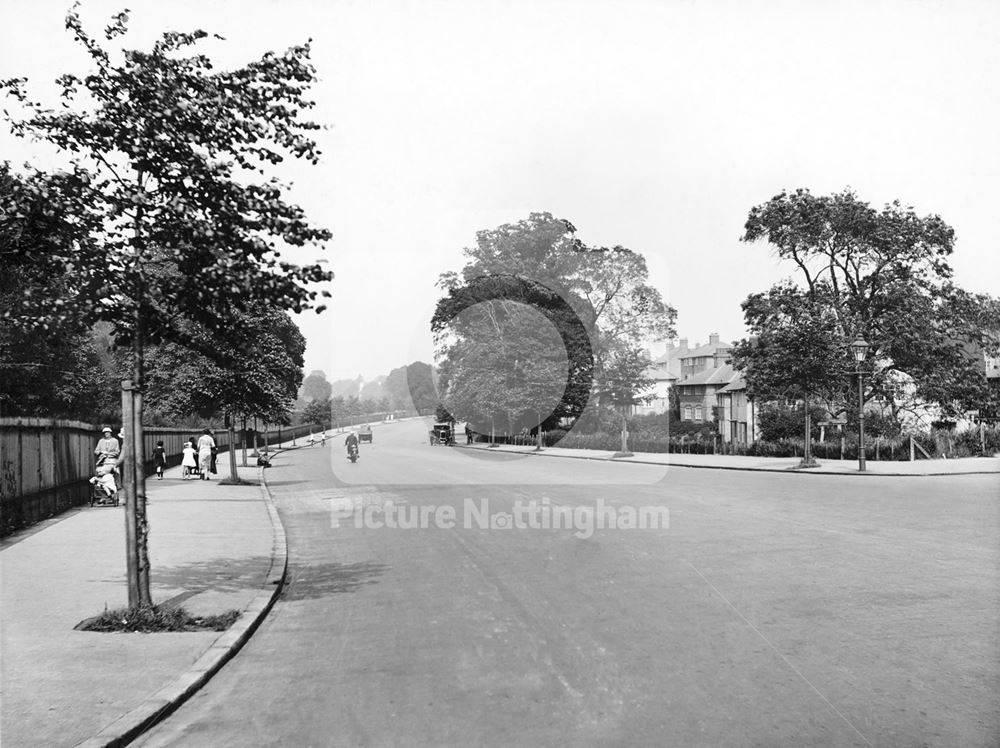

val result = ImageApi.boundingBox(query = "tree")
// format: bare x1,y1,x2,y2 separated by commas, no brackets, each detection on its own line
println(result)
0,164,121,420
434,213,675,431
2,10,332,607
436,297,568,440
730,283,849,465
144,308,307,478
302,396,332,428
300,370,332,403
741,188,1000,420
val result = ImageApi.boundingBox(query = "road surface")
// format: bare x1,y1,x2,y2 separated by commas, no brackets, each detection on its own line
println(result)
135,418,1000,747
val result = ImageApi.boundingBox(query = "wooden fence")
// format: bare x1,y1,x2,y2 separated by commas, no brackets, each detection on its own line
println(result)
0,417,355,537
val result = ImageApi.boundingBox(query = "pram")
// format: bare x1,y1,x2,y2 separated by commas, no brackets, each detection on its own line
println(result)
89,457,121,507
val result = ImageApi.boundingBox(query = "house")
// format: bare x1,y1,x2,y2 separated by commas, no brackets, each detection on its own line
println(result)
715,373,759,445
674,334,735,422
676,363,736,422
633,339,685,416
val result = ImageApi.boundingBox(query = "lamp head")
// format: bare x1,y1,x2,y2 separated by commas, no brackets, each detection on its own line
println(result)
850,338,870,363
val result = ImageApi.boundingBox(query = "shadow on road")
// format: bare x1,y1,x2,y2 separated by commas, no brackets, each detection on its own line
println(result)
281,561,390,601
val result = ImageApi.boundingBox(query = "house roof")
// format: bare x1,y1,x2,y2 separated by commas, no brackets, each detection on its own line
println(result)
643,358,678,381
717,372,747,394
678,363,736,387
678,341,733,361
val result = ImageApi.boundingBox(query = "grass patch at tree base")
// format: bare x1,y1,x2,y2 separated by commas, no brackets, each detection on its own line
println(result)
218,478,258,486
76,605,240,633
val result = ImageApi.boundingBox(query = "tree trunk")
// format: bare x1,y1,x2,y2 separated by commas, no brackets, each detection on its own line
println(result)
122,340,152,608
226,412,239,481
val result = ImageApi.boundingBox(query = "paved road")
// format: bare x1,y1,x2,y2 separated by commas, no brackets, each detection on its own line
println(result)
136,419,999,747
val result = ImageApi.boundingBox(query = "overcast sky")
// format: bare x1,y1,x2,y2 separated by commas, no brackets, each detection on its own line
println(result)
3,0,998,382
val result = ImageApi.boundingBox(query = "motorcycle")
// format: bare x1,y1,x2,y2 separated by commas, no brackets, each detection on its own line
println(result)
347,443,359,463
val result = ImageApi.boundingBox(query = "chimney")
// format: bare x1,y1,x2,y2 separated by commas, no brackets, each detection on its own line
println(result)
709,333,719,346
679,338,688,353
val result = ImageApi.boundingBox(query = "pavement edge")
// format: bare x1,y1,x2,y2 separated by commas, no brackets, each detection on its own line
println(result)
74,466,289,748
450,443,999,477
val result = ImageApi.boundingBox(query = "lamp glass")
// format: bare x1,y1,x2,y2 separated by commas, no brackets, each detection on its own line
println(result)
850,338,869,363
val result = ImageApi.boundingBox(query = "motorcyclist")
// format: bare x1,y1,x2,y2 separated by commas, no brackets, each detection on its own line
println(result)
345,431,359,458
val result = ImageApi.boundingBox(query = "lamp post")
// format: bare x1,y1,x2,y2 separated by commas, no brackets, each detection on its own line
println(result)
850,338,870,472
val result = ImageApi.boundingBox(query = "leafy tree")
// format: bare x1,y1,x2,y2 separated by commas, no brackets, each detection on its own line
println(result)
144,308,306,478
436,214,675,424
383,361,438,414
730,283,849,464
302,396,332,428
300,370,332,404
2,10,332,606
437,297,568,439
0,164,118,420
742,188,1000,419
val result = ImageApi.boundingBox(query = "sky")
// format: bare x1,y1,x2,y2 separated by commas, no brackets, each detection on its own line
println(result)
3,0,998,382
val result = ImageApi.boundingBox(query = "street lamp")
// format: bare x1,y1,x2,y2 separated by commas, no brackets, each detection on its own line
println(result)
850,338,870,472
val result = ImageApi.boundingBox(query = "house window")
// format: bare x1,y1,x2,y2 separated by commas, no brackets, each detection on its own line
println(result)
694,405,703,421
684,405,692,420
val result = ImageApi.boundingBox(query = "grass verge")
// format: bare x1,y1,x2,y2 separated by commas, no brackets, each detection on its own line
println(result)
76,605,240,633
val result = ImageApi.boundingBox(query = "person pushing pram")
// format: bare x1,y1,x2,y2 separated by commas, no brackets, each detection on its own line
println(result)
90,426,121,504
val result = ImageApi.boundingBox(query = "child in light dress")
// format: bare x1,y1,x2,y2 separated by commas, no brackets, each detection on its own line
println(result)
181,442,197,479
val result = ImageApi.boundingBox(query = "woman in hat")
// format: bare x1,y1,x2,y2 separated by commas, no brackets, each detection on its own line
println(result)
94,427,120,466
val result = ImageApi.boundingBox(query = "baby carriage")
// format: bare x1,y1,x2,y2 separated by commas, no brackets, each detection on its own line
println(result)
89,457,121,507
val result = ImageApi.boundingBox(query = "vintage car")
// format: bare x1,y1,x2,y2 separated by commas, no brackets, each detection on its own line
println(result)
429,423,454,445
359,424,373,444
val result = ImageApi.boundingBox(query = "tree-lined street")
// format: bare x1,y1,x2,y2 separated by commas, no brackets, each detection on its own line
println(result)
131,419,999,747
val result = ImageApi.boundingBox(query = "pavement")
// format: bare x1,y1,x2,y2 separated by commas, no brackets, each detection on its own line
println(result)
0,452,289,748
455,441,1000,475
1,431,996,747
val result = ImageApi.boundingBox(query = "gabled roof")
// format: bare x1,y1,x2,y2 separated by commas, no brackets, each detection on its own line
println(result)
643,358,678,381
678,363,735,387
717,372,746,394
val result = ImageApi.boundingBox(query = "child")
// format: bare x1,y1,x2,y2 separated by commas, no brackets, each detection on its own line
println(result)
89,459,118,502
181,441,197,480
153,440,167,480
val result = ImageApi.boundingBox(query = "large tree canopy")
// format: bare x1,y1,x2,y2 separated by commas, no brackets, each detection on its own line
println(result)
434,213,675,431
2,8,332,352
741,188,1000,418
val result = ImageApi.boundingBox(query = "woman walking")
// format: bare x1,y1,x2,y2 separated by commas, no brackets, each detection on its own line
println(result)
197,429,216,481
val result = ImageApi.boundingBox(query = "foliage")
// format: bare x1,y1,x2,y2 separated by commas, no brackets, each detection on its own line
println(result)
382,361,438,414
434,212,675,431
435,290,570,434
302,396,332,426
145,308,306,426
0,164,119,420
756,401,828,441
299,370,332,404
741,188,1000,418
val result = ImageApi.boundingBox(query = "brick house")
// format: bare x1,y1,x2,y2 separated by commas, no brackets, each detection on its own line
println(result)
673,334,735,422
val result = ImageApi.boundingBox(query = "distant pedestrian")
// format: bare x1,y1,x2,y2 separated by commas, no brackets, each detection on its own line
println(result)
152,440,166,480
188,437,200,476
465,424,474,445
197,429,216,481
210,444,218,475
181,442,197,479
321,430,327,446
